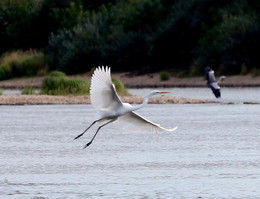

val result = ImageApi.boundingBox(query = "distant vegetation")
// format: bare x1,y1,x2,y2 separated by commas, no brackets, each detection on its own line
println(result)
0,0,259,77
0,50,47,80
159,71,170,81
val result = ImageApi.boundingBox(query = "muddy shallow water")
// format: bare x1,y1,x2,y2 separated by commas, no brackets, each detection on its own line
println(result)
1,102,260,199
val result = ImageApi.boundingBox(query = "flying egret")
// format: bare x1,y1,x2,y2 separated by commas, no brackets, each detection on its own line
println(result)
74,66,177,148
204,66,225,98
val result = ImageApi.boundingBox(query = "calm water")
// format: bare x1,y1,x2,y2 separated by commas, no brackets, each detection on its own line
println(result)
130,87,260,104
1,90,260,198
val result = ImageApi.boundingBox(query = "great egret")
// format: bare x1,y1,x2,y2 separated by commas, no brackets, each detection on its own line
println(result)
204,66,225,98
74,66,177,148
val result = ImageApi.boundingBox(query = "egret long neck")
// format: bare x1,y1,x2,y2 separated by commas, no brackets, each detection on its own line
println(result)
130,94,150,112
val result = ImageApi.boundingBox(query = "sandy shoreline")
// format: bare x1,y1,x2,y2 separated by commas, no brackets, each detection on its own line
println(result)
0,95,216,105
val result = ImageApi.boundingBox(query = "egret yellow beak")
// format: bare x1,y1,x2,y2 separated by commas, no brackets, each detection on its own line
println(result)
158,91,170,94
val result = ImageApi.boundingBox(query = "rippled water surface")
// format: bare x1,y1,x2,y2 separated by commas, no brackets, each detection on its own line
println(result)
1,94,260,198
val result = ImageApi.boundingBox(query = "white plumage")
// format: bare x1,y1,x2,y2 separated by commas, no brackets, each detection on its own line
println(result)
75,66,177,148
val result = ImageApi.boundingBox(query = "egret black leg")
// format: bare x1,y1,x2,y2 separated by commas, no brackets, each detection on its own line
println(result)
83,118,117,149
74,118,103,140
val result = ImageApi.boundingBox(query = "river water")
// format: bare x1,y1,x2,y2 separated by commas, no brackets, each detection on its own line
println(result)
3,87,260,104
1,88,260,199
130,87,260,104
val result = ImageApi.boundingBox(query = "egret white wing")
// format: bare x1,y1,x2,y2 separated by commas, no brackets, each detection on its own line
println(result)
114,111,177,133
90,66,122,109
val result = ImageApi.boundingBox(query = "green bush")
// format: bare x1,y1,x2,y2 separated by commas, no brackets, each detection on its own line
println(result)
0,63,12,80
112,77,128,95
0,50,48,79
159,71,170,81
21,87,36,95
48,71,66,78
41,72,90,95
251,68,260,77
0,89,2,95
240,64,248,75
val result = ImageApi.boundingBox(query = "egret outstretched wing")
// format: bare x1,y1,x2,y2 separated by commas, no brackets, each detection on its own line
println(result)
75,66,176,148
90,66,122,110
115,111,177,133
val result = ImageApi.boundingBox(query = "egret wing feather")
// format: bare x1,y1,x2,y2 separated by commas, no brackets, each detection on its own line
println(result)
90,66,122,109
114,111,177,133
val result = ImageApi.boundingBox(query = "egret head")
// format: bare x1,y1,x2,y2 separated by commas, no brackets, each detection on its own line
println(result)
149,90,170,97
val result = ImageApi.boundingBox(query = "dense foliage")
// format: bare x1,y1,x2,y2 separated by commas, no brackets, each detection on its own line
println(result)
0,0,259,76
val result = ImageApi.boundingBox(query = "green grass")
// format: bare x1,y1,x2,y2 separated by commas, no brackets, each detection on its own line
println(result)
21,87,36,95
41,71,128,96
0,50,48,80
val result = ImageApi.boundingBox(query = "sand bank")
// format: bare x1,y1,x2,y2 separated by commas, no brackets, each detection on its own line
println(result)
0,95,215,105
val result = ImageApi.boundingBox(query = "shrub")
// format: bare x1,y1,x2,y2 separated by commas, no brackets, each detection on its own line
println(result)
159,71,170,81
0,50,48,79
0,89,2,95
48,71,66,78
240,64,248,75
21,87,36,95
0,63,12,80
251,68,260,77
112,77,128,95
41,71,90,95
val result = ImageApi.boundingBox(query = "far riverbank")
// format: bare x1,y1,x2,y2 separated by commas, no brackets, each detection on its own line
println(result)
1,73,260,89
